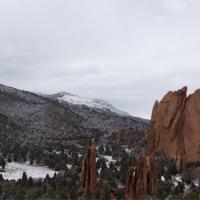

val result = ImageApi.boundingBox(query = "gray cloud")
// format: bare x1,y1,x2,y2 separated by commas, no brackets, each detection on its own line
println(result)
0,0,200,118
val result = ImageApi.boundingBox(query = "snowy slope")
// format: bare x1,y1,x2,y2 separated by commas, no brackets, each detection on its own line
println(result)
0,162,56,180
52,92,130,116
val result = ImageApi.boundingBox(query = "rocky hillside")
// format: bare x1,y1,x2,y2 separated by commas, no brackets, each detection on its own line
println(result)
0,83,148,145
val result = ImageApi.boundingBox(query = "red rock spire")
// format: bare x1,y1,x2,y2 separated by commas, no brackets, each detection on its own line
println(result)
80,139,97,198
125,153,157,199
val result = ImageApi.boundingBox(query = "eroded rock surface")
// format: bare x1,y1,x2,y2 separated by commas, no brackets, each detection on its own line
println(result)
80,140,97,198
148,86,200,171
125,153,157,199
111,127,146,147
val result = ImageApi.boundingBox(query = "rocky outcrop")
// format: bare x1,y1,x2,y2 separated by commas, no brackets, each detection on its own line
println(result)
111,128,146,146
147,86,200,172
80,140,97,198
125,153,157,199
113,128,136,145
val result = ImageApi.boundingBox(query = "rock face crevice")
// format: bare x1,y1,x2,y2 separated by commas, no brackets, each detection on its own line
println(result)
80,140,97,198
147,86,200,172
125,153,157,199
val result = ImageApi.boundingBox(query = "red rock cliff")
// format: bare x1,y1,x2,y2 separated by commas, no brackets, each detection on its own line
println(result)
148,86,200,171
80,139,97,198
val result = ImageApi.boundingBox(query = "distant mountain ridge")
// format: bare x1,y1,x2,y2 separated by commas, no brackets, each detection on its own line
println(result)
49,92,130,116
0,83,148,145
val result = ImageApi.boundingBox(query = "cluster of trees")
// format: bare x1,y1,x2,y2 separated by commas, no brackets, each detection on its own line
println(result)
0,140,85,172
0,168,80,199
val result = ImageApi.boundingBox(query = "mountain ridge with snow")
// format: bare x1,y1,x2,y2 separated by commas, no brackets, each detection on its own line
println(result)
50,92,130,116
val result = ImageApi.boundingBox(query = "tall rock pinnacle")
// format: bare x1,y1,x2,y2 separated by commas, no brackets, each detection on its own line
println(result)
80,139,97,199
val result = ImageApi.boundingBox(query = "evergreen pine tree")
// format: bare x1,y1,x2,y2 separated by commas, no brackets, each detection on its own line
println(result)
22,172,28,186
27,177,33,187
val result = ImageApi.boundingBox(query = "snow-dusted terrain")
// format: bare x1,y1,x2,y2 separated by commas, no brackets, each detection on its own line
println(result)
103,155,117,167
0,162,56,180
53,92,130,116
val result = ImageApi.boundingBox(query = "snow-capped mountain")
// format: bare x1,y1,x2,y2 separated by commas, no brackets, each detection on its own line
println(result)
51,92,130,116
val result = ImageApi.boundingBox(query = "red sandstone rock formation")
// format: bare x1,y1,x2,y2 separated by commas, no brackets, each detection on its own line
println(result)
125,153,157,199
125,167,136,199
112,128,143,146
109,186,117,200
147,86,200,172
80,139,97,198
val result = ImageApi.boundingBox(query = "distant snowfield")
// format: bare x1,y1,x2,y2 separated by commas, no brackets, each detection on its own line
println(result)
0,162,56,180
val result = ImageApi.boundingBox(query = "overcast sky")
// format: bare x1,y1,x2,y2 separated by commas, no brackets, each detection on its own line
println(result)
0,0,200,118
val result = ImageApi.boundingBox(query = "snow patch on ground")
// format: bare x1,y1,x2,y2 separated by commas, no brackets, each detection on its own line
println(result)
124,148,132,154
194,179,199,187
161,176,165,182
172,174,182,186
66,164,72,169
184,184,191,193
102,155,116,167
175,175,182,182
0,162,56,180
103,155,116,163
173,181,178,187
